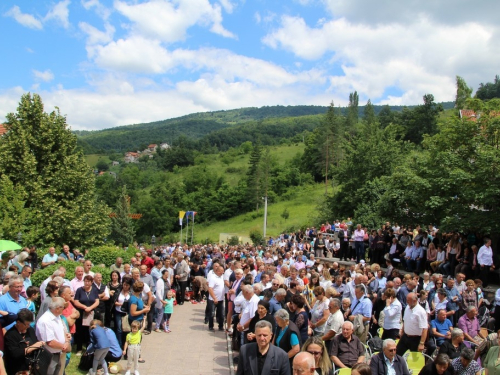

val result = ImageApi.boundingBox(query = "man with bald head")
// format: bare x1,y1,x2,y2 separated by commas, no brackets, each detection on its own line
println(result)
396,292,428,355
292,352,316,375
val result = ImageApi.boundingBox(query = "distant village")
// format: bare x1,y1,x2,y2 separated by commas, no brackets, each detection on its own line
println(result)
95,142,170,177
124,142,170,163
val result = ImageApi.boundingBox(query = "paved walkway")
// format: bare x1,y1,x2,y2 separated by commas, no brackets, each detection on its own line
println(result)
117,302,232,375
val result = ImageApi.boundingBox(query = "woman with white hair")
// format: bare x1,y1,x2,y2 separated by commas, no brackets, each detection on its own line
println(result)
438,328,466,359
274,308,302,372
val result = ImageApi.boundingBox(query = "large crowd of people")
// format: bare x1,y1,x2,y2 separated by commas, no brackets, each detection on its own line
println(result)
0,221,497,375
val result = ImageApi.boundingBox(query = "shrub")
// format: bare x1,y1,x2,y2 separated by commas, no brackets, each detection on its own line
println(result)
228,236,239,246
31,261,112,286
249,229,264,246
86,245,133,267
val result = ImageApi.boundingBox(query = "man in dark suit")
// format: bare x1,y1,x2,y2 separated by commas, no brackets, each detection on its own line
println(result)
338,225,351,261
370,338,410,375
236,320,290,375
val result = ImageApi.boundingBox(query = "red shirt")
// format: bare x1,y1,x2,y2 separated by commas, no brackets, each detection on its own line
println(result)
141,257,154,274
62,301,76,334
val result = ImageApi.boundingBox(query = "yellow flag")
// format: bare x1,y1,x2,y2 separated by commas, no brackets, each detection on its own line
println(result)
179,211,186,226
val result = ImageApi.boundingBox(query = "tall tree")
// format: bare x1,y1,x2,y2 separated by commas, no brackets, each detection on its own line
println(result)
401,94,443,144
246,142,262,210
346,91,359,129
379,102,500,242
363,99,376,125
455,76,473,110
108,186,135,247
475,75,500,100
0,93,110,247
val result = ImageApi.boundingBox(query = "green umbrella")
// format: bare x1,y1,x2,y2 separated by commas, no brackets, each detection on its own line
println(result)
0,240,22,252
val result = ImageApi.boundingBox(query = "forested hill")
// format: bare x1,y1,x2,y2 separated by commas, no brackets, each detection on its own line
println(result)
75,102,454,154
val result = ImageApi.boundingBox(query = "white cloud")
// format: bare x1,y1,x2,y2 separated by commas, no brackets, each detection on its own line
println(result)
4,6,43,30
322,0,500,27
33,69,55,82
254,12,261,24
114,0,236,43
81,0,111,20
79,22,115,45
90,37,325,88
90,36,175,73
44,0,71,29
263,14,500,103
218,0,235,13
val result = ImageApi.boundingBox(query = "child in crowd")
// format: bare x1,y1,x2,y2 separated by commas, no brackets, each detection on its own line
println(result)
163,290,175,333
26,285,40,326
123,319,145,375
88,319,111,375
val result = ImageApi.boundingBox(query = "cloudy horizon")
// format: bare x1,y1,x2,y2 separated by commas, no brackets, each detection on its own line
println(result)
1,0,498,130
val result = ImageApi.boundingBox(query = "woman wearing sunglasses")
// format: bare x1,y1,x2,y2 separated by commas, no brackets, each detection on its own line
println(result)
301,336,333,375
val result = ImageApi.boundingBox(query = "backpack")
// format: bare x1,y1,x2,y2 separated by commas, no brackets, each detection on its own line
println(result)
368,336,383,353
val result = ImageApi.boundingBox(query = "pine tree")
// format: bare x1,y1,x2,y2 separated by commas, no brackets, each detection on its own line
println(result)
109,186,135,247
0,93,110,247
246,142,262,210
346,91,359,129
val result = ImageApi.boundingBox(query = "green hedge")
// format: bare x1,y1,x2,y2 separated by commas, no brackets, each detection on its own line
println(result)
31,245,139,287
85,245,136,268
31,261,112,287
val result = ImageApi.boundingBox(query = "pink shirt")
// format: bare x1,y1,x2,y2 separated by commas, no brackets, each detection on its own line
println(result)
70,277,84,293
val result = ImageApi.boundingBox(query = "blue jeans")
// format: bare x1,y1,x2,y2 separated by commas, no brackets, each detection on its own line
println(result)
406,258,422,272
114,312,124,347
355,241,364,263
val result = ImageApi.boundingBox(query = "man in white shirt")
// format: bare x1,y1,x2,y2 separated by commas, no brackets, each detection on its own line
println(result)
36,297,70,375
208,266,225,331
237,285,260,341
83,260,95,277
478,238,495,287
396,293,428,356
322,299,344,348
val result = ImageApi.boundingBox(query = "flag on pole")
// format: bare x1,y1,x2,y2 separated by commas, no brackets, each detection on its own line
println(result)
186,211,197,218
179,211,186,225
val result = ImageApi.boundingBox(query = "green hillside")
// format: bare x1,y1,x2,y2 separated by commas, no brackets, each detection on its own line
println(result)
189,183,325,242
75,103,455,154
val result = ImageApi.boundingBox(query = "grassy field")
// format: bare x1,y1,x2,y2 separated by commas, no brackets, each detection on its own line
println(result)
85,154,111,168
188,183,325,243
170,143,305,186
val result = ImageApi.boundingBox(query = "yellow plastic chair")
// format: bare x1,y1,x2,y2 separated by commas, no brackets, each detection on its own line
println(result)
378,328,384,338
335,368,352,375
404,352,432,374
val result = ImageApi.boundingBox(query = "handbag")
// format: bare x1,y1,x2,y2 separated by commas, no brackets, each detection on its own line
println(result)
82,311,94,326
78,350,94,371
122,314,131,332
26,347,53,375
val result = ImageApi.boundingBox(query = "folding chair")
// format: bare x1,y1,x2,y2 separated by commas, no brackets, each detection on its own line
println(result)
334,368,352,375
404,351,433,374
377,328,384,338
364,344,372,363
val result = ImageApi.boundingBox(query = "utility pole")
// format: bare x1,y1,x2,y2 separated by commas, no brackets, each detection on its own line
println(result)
325,134,329,195
263,195,268,239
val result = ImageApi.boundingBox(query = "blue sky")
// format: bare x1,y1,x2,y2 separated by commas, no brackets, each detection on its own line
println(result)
0,0,499,130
